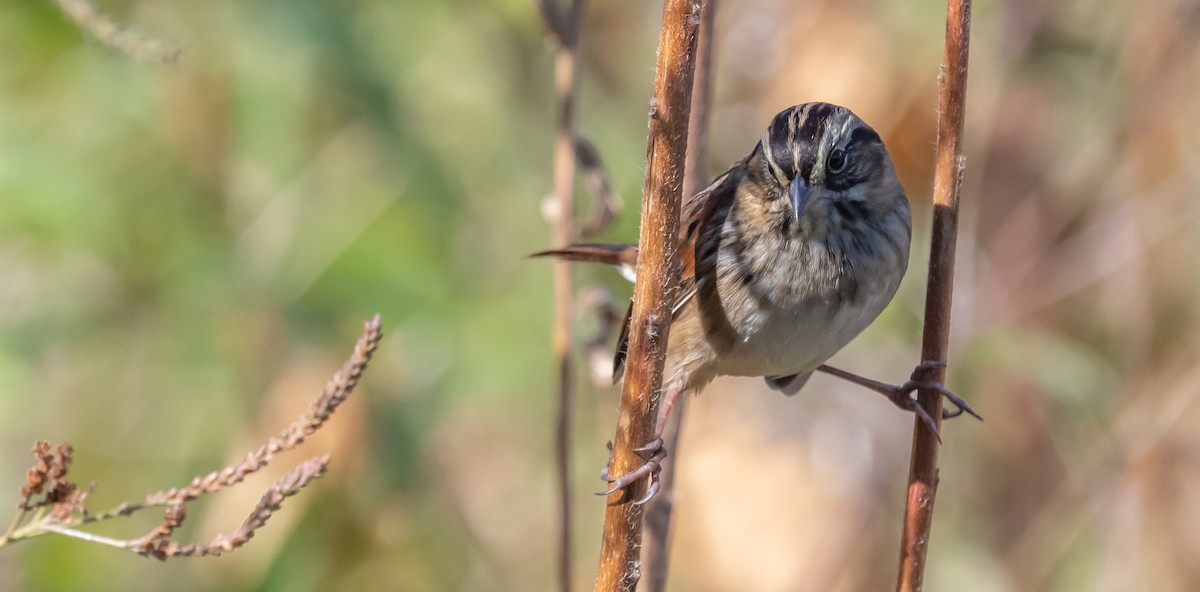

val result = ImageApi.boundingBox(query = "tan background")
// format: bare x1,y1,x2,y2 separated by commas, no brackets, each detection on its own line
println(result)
1,0,1198,590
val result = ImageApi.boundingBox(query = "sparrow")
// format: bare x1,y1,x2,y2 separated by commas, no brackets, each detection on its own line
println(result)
536,102,977,504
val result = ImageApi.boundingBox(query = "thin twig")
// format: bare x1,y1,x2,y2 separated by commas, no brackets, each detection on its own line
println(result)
895,0,973,590
594,0,701,589
39,523,132,549
2,510,28,544
540,0,586,589
640,0,717,589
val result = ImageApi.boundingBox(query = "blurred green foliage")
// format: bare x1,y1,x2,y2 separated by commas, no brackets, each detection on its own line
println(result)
2,0,1200,591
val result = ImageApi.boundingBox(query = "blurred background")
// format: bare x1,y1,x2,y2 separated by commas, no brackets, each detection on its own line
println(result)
1,0,1198,590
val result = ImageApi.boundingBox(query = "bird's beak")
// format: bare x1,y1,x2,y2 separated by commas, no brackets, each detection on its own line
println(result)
789,176,811,222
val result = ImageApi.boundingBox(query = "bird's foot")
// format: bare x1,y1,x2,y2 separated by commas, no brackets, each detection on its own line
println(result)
817,360,981,441
598,438,667,506
883,361,981,440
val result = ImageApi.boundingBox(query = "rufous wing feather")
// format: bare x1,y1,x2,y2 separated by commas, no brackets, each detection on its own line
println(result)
531,161,745,385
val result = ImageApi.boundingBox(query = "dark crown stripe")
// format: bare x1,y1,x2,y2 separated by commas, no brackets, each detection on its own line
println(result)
795,103,833,143
849,125,882,146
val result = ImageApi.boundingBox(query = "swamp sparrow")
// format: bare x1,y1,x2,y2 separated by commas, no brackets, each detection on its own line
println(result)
537,102,976,503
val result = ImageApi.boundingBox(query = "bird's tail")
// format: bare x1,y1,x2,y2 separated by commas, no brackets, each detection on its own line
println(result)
530,243,639,281
531,243,639,380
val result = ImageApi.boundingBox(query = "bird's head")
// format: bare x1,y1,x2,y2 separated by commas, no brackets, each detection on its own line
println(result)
753,102,907,237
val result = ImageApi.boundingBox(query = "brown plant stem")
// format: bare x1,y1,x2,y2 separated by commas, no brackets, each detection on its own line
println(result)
640,0,716,589
542,0,586,589
895,0,972,590
594,0,701,590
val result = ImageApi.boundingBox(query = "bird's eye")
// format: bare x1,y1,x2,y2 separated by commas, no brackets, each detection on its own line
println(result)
827,149,848,173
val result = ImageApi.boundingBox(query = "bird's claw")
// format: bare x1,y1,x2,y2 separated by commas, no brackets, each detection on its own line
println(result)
882,361,982,441
897,390,943,442
632,437,664,456
597,439,668,506
909,360,982,420
891,380,980,419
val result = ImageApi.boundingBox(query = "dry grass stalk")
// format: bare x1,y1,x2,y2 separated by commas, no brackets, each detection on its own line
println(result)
130,455,331,560
594,0,701,589
895,0,973,590
640,0,717,589
54,0,181,65
0,315,382,560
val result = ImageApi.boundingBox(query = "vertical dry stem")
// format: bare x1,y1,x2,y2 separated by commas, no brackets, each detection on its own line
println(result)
640,0,716,589
594,0,701,590
553,1,584,589
895,0,972,590
540,0,586,589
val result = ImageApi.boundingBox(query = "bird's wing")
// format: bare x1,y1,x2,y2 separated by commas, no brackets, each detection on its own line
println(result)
675,168,737,317
610,166,743,381
531,161,745,383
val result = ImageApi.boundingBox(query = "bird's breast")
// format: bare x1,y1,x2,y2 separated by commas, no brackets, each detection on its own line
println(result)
713,283,898,378
703,214,909,379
